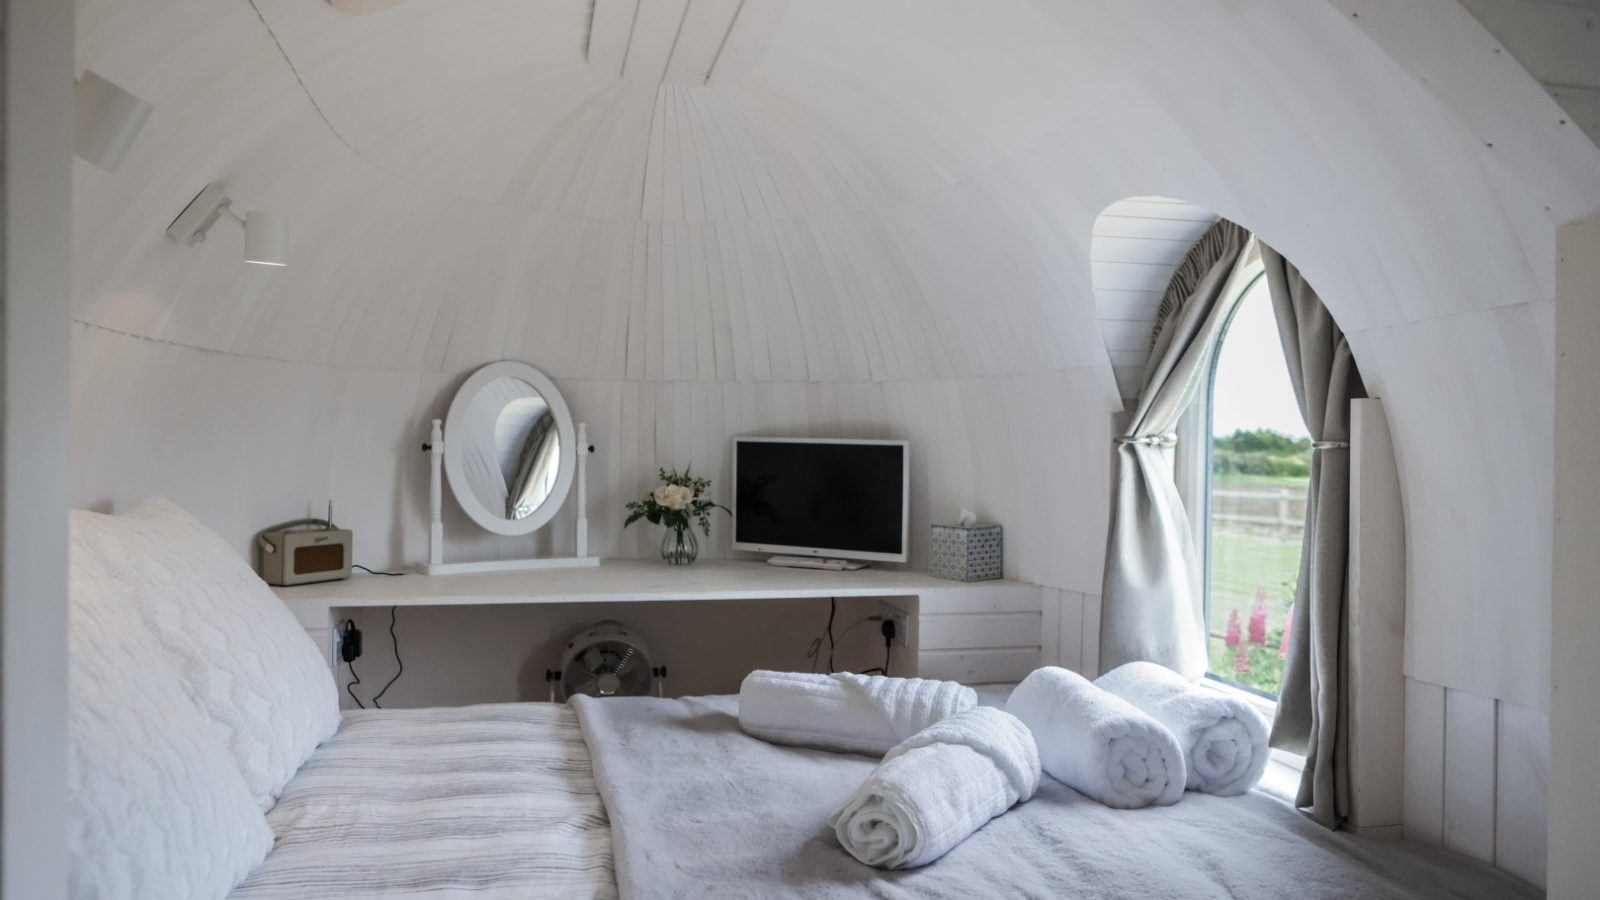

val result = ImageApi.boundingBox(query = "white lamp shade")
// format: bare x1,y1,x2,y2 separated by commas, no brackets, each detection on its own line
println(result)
75,70,153,172
243,211,288,267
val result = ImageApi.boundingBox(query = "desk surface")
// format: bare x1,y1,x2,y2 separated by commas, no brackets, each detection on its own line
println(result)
273,558,1030,609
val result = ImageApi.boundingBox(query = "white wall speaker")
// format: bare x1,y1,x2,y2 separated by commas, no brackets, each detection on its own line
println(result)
74,70,153,172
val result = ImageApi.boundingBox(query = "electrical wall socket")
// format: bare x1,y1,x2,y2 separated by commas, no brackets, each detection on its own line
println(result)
879,603,910,648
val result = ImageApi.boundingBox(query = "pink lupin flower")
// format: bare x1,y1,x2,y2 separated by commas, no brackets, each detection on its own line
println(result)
1248,591,1268,646
1233,643,1251,675
1224,609,1242,647
1278,603,1294,660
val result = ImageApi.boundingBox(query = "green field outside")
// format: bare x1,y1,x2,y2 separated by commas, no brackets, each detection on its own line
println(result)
1206,524,1301,696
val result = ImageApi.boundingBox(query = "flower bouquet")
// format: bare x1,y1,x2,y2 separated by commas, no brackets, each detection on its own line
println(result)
623,467,728,565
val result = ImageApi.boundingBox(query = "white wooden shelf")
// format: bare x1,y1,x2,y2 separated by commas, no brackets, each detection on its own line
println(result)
276,559,1045,684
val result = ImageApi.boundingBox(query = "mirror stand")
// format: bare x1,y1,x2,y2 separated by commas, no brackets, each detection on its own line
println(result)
423,418,601,575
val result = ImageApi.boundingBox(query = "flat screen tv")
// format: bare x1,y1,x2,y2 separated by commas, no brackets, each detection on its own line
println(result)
732,437,909,564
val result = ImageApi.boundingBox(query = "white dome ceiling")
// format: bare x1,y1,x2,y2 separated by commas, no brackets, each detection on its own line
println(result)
73,0,1600,382
71,0,1600,710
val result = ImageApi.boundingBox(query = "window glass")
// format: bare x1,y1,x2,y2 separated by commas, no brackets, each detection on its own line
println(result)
1205,275,1309,697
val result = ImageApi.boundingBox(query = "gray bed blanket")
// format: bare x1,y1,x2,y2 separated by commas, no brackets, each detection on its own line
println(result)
572,694,1535,900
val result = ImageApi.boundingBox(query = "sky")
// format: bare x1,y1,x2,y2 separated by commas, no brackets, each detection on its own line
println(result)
1210,277,1309,439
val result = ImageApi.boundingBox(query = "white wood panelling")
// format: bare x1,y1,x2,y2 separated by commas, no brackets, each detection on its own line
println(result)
917,590,1047,680
1405,676,1550,890
1442,689,1498,862
1090,197,1217,402
1347,399,1406,831
1496,702,1550,889
918,648,1039,684
1403,679,1447,848
917,611,1040,651
1038,586,1102,677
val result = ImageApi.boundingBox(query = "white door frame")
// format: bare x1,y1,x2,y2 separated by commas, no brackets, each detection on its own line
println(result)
1,0,74,895
1550,217,1600,899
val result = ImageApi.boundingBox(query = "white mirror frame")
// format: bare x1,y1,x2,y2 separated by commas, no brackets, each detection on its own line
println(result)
443,361,575,537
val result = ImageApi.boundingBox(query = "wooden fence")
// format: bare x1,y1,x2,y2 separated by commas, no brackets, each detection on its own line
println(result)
1212,487,1306,539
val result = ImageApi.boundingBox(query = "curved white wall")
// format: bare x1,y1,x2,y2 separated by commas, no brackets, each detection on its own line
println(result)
73,0,1600,717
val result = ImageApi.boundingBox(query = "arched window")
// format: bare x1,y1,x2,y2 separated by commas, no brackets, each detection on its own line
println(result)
1187,271,1310,699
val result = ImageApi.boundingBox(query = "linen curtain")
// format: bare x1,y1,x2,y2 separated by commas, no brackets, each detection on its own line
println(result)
1260,243,1366,829
1099,219,1252,679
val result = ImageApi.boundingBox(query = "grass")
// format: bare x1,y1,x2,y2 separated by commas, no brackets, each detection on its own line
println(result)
1206,528,1300,696
1208,529,1301,611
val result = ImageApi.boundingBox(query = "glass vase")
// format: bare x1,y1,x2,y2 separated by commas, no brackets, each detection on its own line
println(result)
661,525,699,566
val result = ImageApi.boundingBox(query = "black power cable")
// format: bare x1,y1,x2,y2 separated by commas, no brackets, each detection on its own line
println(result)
826,597,837,673
370,605,403,709
858,619,895,676
340,618,366,708
345,659,365,709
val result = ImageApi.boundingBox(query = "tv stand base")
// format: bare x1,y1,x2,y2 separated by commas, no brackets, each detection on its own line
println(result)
765,555,870,571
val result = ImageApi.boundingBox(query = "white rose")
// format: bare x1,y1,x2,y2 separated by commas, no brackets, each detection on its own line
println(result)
653,483,694,511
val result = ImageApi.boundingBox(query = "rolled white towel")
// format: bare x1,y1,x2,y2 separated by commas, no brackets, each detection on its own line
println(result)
738,670,976,756
829,707,1041,869
1005,666,1185,809
1095,661,1270,796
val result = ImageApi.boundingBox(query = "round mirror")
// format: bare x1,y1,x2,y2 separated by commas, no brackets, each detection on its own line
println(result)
443,361,576,536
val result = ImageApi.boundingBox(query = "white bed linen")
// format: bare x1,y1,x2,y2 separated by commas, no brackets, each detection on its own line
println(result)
73,499,340,808
68,546,273,900
575,694,1539,900
228,703,616,900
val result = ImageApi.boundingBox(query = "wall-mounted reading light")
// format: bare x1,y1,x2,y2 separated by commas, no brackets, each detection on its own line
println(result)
75,70,154,172
165,183,288,267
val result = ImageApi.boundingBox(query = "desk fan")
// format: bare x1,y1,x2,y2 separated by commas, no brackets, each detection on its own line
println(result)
551,621,663,700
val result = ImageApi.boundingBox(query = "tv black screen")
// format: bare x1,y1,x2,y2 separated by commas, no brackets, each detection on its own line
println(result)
733,439,908,561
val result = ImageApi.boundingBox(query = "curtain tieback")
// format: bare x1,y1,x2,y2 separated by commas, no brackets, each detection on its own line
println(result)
1114,433,1177,448
1311,441,1349,450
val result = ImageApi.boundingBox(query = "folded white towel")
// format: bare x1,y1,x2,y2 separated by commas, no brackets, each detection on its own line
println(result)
1095,661,1271,796
738,670,976,757
1005,666,1185,809
829,706,1041,869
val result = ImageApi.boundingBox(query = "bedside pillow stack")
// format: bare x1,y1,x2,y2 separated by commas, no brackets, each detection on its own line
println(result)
72,498,341,808
67,517,274,900
69,497,344,898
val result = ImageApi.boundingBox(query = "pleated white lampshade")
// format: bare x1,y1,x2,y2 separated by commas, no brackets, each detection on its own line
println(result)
243,211,288,267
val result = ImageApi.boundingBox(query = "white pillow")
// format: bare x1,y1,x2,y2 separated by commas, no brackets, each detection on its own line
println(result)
68,538,273,900
73,499,341,807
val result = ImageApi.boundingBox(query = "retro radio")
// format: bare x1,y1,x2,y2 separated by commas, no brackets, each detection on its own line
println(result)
255,509,353,586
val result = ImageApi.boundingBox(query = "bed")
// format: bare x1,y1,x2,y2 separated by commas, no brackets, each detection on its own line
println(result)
228,704,617,900
226,696,1533,900
68,500,1535,900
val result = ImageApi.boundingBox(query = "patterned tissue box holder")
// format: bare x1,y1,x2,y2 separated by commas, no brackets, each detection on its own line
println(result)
929,522,1003,582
